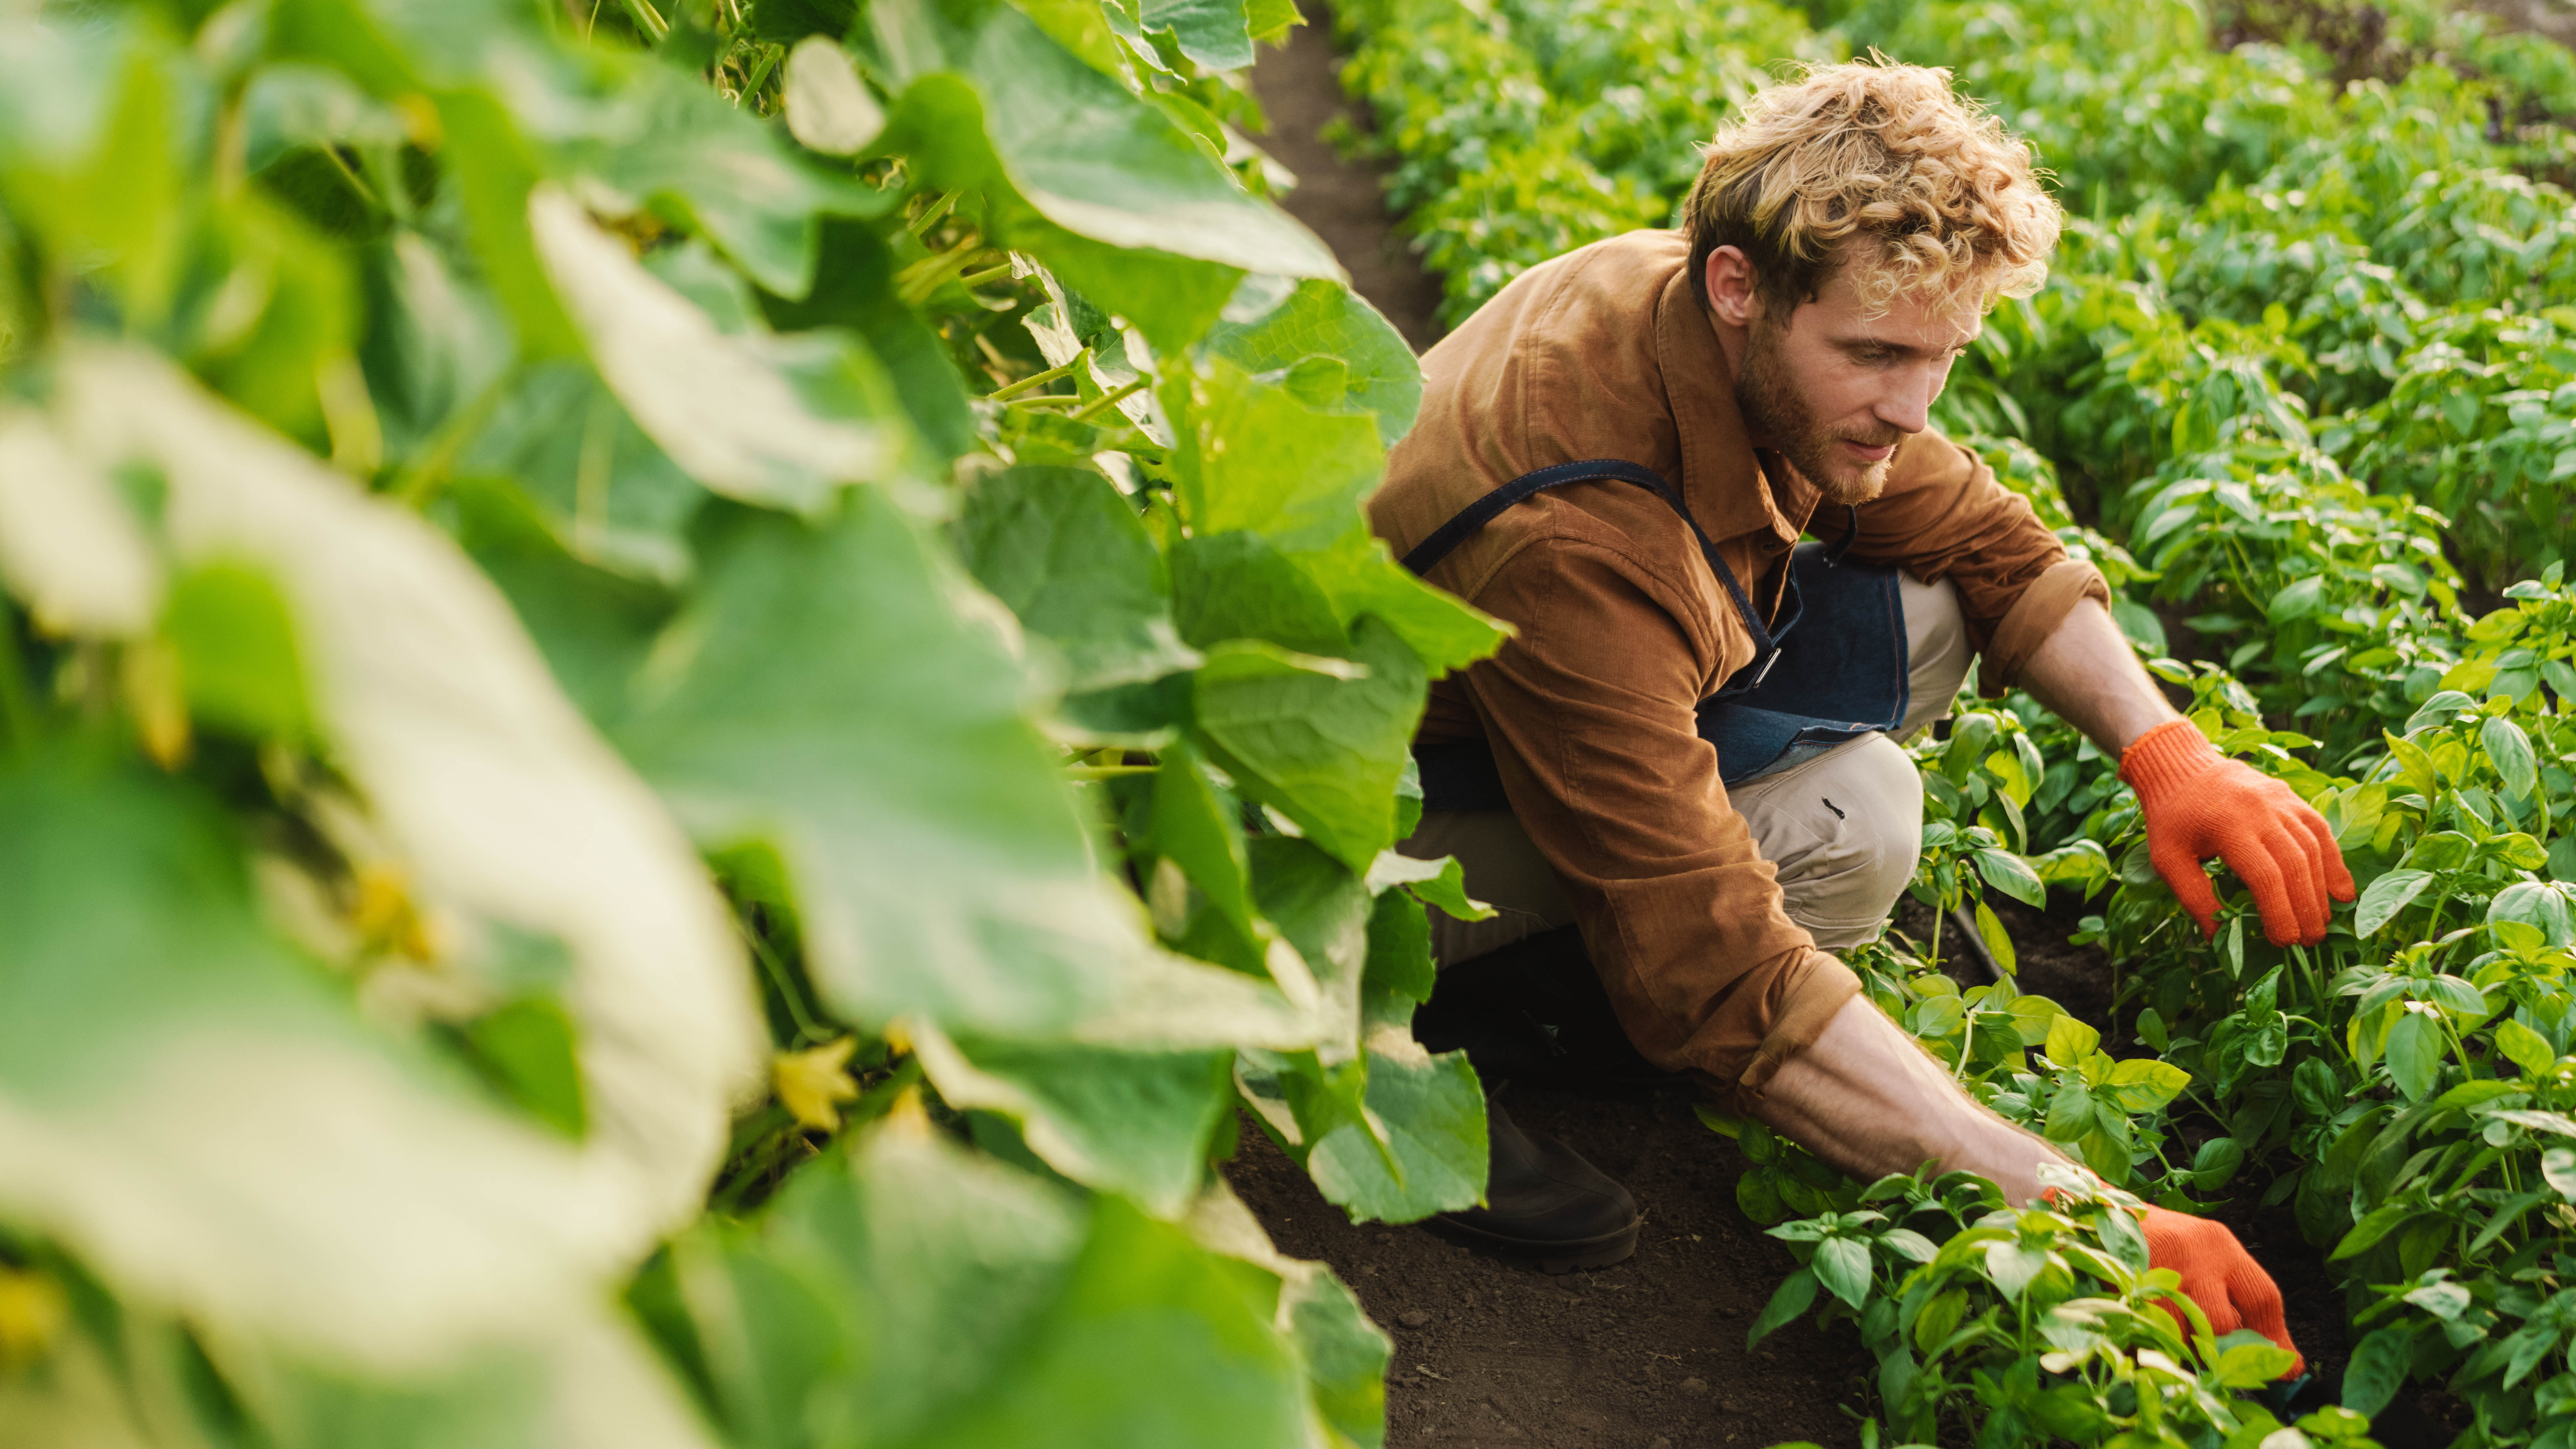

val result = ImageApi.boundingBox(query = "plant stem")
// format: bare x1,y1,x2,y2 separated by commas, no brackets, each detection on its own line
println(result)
320,146,380,210
907,189,963,237
958,260,1018,289
736,914,824,1044
892,234,988,306
1066,764,1157,779
619,0,669,41
1951,904,2005,982
0,604,33,757
987,353,1086,401
392,366,516,508
1068,377,1150,422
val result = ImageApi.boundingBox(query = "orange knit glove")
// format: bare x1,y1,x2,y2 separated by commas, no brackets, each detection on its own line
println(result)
2139,1205,2303,1376
2119,719,2356,946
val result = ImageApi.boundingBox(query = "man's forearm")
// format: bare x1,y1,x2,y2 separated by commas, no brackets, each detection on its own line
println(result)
2015,597,2179,755
1750,996,2070,1205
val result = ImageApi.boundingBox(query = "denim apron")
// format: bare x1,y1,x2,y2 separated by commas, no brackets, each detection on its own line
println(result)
1403,459,1912,811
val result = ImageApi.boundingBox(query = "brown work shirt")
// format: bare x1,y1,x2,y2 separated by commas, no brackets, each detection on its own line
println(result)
1367,230,2108,1107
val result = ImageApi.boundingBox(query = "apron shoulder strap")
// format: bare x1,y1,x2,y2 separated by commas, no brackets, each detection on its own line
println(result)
1399,459,1709,577
1400,458,1776,663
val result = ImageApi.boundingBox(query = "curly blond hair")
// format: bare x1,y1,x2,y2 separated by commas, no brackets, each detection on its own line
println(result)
1684,59,2061,318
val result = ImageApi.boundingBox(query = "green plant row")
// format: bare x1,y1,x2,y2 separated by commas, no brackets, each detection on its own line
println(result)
0,1,1523,1446
1330,0,2576,1443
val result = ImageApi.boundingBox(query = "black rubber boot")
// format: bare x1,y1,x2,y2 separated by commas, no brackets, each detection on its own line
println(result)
1426,1090,1641,1273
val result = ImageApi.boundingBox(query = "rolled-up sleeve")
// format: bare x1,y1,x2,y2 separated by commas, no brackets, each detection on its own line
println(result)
1460,538,1861,1108
1834,429,2109,694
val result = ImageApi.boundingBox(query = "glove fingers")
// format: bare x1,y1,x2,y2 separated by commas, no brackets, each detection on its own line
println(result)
2297,802,2359,903
2268,817,2331,945
2154,842,2223,938
2224,1256,2304,1375
2263,782,2336,938
2223,825,2307,947
2196,1275,2244,1338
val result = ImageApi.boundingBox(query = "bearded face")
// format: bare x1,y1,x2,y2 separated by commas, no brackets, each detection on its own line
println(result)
1732,311,1905,506
1713,256,1985,509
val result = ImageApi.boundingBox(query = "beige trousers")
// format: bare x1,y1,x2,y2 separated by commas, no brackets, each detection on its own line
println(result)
1409,572,1971,964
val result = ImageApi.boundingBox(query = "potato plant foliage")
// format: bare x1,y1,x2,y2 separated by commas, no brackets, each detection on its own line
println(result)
1336,0,2576,1444
0,1,1510,1445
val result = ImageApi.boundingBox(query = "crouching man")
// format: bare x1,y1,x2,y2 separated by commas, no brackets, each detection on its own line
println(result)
1372,60,2353,1365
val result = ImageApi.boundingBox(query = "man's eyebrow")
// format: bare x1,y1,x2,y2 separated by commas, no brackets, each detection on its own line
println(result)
1828,332,1982,357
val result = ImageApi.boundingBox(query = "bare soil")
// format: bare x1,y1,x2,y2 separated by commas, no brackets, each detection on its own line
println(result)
1229,1090,1878,1449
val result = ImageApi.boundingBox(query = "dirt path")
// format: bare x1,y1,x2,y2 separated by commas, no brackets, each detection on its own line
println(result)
1228,1088,1877,1449
1249,0,1447,352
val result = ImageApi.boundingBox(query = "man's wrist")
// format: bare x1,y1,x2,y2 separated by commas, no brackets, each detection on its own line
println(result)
1934,1113,2067,1207
2017,598,2183,754
2119,718,2221,794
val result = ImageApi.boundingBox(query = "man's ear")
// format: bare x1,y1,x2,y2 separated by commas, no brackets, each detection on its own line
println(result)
1704,246,1761,329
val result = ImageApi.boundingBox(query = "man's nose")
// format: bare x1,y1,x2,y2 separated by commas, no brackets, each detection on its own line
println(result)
1874,363,1940,436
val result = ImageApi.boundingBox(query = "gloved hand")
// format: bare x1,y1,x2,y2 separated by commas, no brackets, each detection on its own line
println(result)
2139,1205,2303,1376
2120,719,2356,946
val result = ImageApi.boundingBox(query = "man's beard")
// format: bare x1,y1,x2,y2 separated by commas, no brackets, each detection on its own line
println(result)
1733,319,1903,506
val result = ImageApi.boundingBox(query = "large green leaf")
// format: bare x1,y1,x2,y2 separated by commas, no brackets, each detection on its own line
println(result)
563,62,891,300
909,1193,1310,1449
1142,743,1260,947
1277,1259,1390,1448
674,1121,1083,1449
1171,530,1351,655
911,1022,1233,1216
452,483,683,729
1195,620,1429,873
47,344,763,1251
762,217,979,465
1251,836,1374,1057
1184,1183,1389,1449
956,464,1200,692
1169,362,1503,674
863,0,1338,349
1257,1041,1488,1224
681,1122,1315,1449
609,490,1312,1049
1202,277,1422,448
2357,868,2434,937
1359,888,1436,1034
454,359,709,586
1170,361,1384,551
530,188,909,515
1140,0,1255,69
12,1303,726,1449
0,760,623,1365
359,231,516,473
1336,1041,1487,1219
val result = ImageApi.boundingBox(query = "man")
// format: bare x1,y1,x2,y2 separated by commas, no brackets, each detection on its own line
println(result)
1372,61,2353,1364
